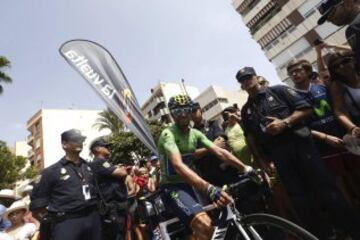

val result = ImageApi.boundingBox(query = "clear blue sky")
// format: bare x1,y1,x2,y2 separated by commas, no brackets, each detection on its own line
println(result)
0,0,280,146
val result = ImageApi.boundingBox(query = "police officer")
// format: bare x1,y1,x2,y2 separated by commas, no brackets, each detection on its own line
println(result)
30,129,101,240
89,138,128,240
191,102,239,186
237,67,360,239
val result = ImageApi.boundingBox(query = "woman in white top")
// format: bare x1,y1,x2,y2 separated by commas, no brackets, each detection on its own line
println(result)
3,201,36,240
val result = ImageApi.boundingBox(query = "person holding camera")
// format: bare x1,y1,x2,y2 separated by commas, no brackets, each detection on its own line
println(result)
30,129,100,240
89,138,128,240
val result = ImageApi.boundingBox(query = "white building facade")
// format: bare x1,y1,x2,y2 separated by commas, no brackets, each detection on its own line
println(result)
27,109,110,170
232,0,347,84
194,85,248,121
141,82,200,124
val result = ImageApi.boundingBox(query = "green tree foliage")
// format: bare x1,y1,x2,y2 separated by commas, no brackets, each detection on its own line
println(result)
108,121,164,165
95,109,165,165
93,108,124,133
0,56,12,94
0,143,38,189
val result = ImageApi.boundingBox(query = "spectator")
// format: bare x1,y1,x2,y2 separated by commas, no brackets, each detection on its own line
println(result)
149,155,160,188
222,106,253,167
328,50,360,134
327,50,360,201
318,0,360,69
236,66,360,239
0,190,19,208
0,204,11,232
287,59,357,206
314,40,351,85
4,201,36,240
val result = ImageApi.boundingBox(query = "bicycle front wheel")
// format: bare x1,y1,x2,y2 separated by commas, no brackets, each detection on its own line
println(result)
234,213,318,240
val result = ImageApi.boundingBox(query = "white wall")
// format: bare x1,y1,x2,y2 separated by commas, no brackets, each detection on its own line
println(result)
41,109,110,167
15,141,31,158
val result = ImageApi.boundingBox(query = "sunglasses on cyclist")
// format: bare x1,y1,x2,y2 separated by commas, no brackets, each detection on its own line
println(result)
170,107,192,117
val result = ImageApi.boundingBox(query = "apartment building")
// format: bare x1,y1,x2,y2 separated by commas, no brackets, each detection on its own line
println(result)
26,109,110,170
141,82,200,124
233,0,347,84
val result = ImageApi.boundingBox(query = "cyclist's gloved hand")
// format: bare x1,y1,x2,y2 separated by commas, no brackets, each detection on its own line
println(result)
243,166,262,184
243,165,255,174
207,184,222,202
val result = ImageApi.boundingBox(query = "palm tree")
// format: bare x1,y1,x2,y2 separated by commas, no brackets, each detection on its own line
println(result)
0,56,12,94
94,108,124,134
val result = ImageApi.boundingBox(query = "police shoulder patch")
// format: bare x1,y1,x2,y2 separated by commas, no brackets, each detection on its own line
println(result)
287,88,297,96
103,161,111,168
60,168,67,175
34,175,42,184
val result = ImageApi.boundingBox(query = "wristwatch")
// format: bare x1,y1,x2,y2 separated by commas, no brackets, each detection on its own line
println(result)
283,118,292,128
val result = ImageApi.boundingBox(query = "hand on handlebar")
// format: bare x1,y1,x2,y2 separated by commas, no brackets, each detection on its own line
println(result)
207,184,233,208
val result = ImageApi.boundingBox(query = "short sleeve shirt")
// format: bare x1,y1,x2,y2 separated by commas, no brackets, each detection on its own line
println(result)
158,124,214,184
90,158,128,202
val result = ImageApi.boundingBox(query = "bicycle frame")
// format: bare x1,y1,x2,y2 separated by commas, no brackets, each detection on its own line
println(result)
157,201,260,240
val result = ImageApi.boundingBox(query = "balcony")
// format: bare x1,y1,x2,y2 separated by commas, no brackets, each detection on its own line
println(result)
28,149,34,157
27,134,34,145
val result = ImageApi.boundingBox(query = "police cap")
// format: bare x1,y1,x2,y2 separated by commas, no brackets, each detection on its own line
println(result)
317,0,343,25
61,129,86,142
90,138,111,153
236,67,257,83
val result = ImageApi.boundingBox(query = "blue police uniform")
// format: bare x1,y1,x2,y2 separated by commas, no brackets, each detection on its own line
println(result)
30,157,101,240
90,157,128,240
241,85,360,239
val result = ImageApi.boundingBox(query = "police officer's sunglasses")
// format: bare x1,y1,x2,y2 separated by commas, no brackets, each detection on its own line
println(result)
170,107,192,117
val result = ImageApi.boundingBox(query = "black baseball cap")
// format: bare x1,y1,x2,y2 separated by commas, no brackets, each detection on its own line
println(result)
317,0,343,25
61,129,86,142
192,102,201,110
236,67,257,82
90,138,111,153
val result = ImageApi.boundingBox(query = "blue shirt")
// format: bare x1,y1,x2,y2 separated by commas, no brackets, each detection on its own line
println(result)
0,218,11,231
295,84,346,155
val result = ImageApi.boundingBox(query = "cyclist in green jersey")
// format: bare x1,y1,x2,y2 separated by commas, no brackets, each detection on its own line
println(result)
158,94,254,240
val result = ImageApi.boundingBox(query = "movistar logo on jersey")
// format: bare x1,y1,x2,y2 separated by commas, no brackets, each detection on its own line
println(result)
313,99,331,117
64,50,117,99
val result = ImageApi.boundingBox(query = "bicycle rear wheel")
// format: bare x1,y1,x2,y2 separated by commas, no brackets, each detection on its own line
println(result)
233,213,318,240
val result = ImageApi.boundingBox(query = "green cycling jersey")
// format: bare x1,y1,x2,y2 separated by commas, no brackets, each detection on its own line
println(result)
158,124,214,184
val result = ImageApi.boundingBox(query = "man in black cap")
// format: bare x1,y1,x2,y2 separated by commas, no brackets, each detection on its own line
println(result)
237,67,360,239
318,0,360,69
89,138,128,240
30,129,101,240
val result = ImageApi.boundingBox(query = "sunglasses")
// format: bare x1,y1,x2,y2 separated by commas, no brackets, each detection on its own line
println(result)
171,107,192,117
